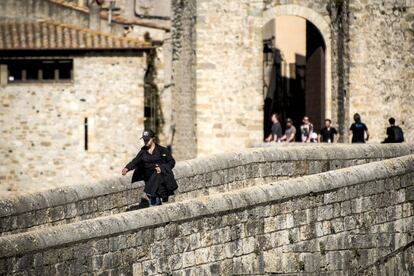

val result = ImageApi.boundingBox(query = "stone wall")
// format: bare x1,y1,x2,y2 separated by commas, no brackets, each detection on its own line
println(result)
171,0,414,154
194,0,264,156
171,0,198,160
2,144,412,236
0,54,147,195
348,0,414,143
0,155,413,275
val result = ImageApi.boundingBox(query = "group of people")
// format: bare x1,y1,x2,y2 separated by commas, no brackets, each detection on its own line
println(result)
265,113,404,144
121,114,404,209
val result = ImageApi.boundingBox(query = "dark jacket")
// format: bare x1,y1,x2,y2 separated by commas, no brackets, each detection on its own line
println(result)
384,126,404,143
125,144,178,197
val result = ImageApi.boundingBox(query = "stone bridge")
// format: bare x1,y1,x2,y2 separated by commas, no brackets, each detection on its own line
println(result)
0,144,413,275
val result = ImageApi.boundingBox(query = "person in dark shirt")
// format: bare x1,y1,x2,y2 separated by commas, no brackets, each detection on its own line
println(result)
349,113,369,143
122,130,177,207
383,117,404,143
318,119,339,143
265,113,283,142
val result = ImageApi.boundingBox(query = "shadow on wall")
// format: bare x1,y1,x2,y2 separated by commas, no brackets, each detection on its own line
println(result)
263,19,326,141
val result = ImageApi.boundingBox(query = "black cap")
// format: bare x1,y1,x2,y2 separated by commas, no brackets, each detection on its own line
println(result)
141,130,155,139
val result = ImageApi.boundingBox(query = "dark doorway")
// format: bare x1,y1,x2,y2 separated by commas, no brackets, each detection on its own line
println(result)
263,19,326,140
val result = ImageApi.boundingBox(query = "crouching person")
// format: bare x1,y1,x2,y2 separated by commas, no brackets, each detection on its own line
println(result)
122,130,177,207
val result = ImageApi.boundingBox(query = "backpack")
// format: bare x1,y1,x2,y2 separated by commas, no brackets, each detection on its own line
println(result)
391,126,404,142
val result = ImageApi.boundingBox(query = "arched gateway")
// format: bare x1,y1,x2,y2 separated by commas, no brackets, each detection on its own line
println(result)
262,5,333,138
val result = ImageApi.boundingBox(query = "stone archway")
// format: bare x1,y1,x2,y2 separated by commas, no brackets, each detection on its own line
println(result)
263,4,333,122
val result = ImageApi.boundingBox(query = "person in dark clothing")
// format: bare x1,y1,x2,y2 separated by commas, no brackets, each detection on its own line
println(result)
383,117,404,143
318,119,339,143
349,113,369,143
122,130,177,207
265,113,283,142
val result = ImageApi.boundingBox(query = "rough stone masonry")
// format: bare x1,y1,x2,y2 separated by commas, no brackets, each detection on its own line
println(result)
171,0,414,159
0,147,413,275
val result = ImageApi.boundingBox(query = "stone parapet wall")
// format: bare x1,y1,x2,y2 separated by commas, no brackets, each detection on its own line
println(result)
0,176,142,236
0,144,412,235
0,154,413,275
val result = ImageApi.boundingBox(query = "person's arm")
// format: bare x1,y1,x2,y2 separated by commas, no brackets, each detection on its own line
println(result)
386,127,391,139
162,147,176,169
334,133,340,143
364,124,369,141
122,151,143,175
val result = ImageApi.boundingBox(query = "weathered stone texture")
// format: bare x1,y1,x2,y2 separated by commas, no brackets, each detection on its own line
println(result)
0,55,146,195
172,0,414,152
194,0,264,157
348,0,414,143
1,144,411,236
171,0,198,160
0,154,413,275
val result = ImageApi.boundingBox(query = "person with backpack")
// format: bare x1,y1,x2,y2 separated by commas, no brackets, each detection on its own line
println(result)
349,113,369,143
383,117,404,143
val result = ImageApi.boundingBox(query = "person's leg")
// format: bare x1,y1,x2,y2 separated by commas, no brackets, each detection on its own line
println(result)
149,195,162,206
155,197,162,205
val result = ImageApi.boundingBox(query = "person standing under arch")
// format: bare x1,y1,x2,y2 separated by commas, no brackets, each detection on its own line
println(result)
265,113,283,142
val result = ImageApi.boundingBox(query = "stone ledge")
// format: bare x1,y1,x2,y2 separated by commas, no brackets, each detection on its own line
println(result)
0,154,412,258
0,144,412,218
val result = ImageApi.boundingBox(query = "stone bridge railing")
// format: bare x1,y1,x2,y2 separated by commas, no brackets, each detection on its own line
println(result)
0,154,413,275
0,144,413,236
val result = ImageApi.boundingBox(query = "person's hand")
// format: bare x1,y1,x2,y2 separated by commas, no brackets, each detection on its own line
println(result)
155,164,161,174
122,168,128,176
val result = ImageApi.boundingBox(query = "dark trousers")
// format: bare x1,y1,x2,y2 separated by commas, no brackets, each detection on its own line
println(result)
149,196,162,206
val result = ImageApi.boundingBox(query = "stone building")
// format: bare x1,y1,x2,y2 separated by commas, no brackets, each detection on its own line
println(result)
0,0,413,194
171,0,414,159
0,18,153,194
0,0,174,194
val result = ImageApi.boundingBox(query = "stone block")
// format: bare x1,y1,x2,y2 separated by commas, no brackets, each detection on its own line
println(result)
241,237,256,255
194,247,210,265
182,251,196,268
317,205,334,221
